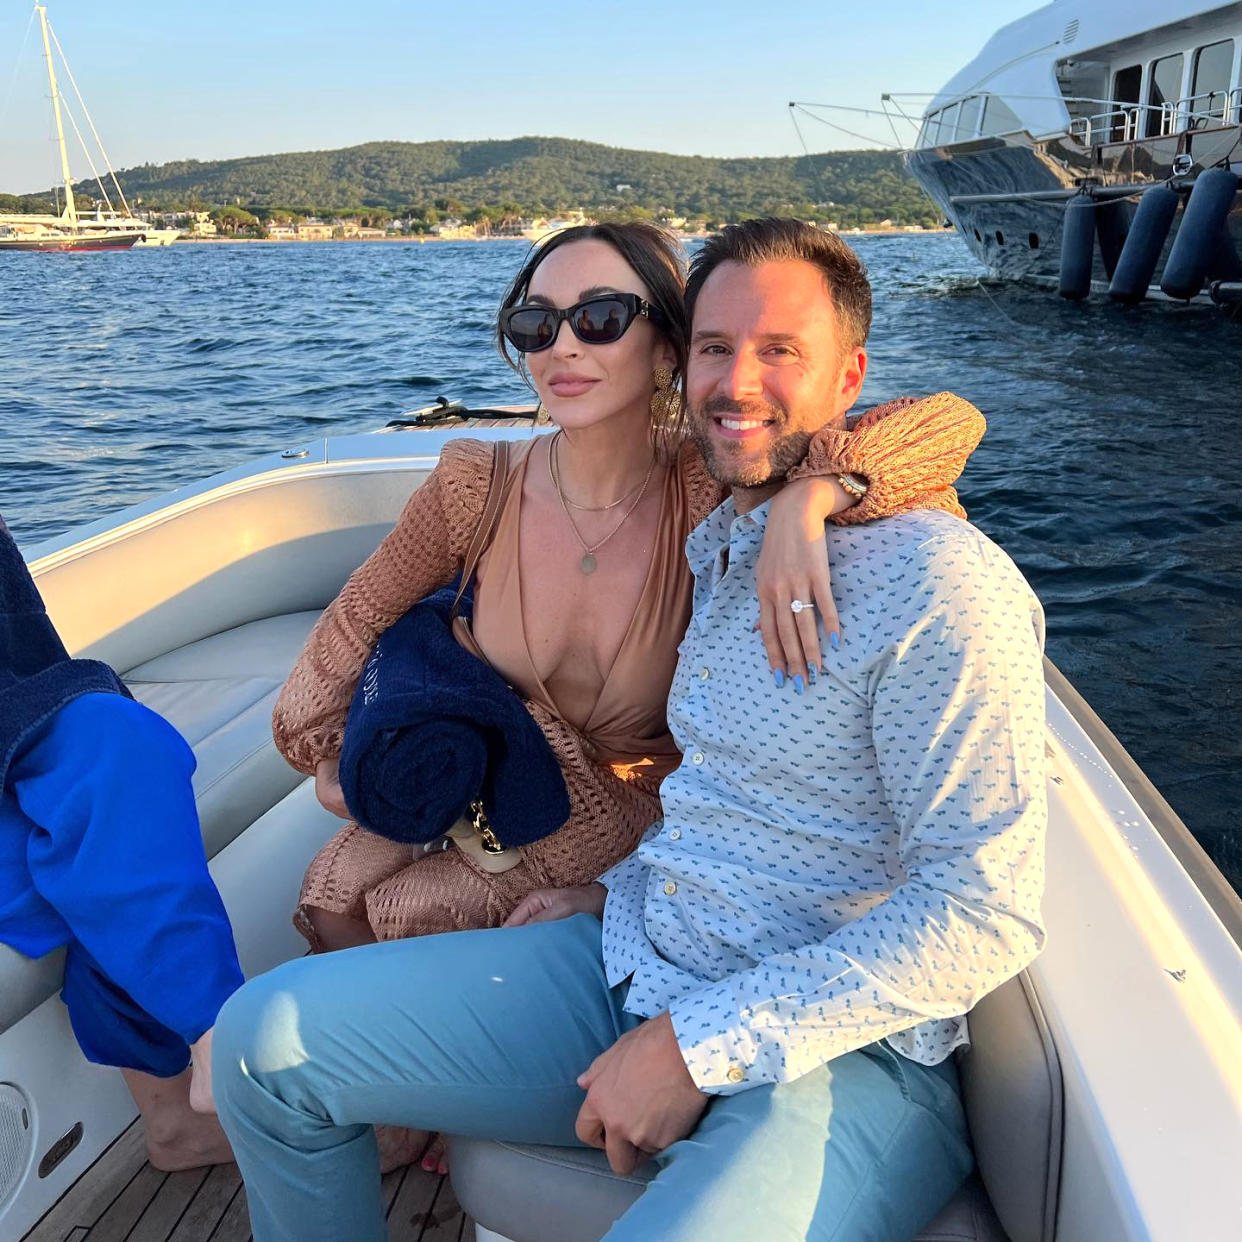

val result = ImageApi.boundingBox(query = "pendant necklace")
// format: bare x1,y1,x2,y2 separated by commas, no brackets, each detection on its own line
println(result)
549,432,657,575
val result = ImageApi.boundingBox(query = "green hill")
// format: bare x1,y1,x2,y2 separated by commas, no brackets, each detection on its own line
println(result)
56,137,936,226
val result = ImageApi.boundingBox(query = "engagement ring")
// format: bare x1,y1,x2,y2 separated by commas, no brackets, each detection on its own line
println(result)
790,600,815,613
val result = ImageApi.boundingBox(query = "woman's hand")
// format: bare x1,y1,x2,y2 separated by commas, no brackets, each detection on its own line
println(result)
314,756,350,819
503,883,607,927
756,476,855,687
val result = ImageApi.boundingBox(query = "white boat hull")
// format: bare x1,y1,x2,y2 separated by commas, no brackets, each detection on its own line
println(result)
132,228,180,247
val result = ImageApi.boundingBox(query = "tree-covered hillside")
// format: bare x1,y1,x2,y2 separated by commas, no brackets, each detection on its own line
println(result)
83,138,937,226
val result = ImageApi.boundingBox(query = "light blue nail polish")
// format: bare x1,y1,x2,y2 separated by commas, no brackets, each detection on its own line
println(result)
830,632,840,652
773,669,785,688
808,664,818,683
793,674,804,694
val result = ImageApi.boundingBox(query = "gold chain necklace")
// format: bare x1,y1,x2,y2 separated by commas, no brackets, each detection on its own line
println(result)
549,432,656,575
553,435,648,512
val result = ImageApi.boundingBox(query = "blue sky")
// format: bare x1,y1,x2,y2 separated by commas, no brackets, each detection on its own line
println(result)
3,0,1038,193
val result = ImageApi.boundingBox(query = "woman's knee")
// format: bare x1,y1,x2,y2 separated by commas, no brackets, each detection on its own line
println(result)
305,905,377,952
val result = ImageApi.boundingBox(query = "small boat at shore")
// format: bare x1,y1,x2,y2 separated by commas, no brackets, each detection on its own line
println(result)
1,407,1239,1242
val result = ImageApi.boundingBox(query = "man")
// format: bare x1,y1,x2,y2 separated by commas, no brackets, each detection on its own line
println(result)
0,515,241,1169
211,218,1047,1242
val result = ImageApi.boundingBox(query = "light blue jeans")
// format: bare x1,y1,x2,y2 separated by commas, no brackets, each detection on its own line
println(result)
213,913,971,1242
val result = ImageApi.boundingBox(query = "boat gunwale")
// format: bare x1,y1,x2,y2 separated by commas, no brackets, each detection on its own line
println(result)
24,426,548,572
1044,656,1242,948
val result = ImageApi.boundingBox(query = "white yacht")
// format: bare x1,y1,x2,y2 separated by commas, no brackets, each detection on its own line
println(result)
1,410,1240,1242
904,1,1242,302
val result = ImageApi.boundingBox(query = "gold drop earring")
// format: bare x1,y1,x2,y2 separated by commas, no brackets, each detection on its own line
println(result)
649,367,681,426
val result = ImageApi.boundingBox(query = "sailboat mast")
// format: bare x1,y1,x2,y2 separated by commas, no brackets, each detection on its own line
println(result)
36,4,76,226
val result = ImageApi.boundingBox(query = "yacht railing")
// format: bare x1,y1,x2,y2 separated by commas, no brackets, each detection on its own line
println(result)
799,84,1242,154
1069,110,1139,145
1067,89,1242,147
1183,86,1242,129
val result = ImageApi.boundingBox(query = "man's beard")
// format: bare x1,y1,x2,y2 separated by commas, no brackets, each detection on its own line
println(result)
689,395,815,488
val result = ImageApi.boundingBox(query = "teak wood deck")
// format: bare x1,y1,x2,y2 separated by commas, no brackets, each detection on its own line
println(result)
21,1120,474,1242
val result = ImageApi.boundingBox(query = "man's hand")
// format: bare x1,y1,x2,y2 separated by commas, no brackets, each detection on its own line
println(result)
503,883,606,927
314,756,350,819
575,1012,709,1175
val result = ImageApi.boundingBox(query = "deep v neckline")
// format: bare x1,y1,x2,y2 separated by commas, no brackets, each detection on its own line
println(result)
513,437,672,734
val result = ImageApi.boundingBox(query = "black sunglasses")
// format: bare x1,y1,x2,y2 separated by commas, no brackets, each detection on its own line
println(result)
499,293,666,354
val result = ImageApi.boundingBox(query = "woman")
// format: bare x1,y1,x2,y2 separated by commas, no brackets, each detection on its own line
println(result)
274,220,981,959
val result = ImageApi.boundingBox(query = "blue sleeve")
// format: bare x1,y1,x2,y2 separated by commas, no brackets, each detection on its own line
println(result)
9,693,243,1043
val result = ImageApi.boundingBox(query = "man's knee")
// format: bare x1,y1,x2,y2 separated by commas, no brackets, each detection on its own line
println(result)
212,961,314,1116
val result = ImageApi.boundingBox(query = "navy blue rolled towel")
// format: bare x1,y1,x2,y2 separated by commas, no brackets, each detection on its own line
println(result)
338,583,571,848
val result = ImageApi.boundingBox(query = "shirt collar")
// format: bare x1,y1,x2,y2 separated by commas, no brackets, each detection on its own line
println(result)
684,493,774,577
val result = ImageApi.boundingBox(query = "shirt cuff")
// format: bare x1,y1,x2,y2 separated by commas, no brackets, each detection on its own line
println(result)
668,981,763,1096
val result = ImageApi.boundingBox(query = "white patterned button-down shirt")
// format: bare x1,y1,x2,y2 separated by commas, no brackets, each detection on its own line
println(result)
600,500,1048,1095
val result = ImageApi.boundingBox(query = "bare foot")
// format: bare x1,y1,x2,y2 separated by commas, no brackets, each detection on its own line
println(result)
145,1110,235,1171
122,1066,235,1170
421,1133,450,1176
376,1125,432,1174
188,1028,215,1115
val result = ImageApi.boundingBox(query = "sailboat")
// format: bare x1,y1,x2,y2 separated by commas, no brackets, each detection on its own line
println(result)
0,5,172,253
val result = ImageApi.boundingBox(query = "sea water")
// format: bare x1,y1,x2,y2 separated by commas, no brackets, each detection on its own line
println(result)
0,234,1238,889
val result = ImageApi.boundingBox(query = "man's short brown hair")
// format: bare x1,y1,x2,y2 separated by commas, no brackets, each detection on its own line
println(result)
684,217,872,352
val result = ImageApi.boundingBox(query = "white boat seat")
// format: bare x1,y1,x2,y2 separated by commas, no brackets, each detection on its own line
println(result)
123,610,320,858
0,610,319,1036
451,973,1062,1242
0,945,67,1042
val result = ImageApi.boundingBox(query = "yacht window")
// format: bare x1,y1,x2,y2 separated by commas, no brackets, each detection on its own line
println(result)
959,95,984,139
940,102,962,142
920,110,941,146
1146,53,1184,136
978,95,1022,137
1111,64,1142,140
1191,40,1234,127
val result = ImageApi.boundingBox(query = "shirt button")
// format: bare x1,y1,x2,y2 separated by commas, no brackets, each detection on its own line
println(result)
698,667,710,681
662,880,677,896
691,751,705,766
668,828,682,841
727,1066,745,1083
